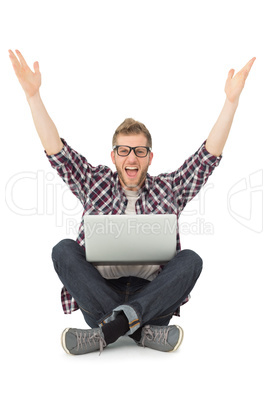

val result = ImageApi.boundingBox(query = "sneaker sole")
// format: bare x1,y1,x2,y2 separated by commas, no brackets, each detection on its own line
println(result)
169,325,184,352
61,328,72,355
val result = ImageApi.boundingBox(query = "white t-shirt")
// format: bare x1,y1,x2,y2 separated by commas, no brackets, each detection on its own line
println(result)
95,189,160,281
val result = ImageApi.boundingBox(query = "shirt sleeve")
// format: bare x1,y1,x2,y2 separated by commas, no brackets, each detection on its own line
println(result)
45,138,111,206
170,140,222,211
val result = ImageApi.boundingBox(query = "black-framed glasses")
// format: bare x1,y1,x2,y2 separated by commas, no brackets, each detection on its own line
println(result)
113,145,151,158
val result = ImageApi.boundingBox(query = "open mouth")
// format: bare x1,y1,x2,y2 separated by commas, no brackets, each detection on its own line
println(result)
125,166,139,178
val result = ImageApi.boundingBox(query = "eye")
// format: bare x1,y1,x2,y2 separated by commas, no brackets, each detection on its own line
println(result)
118,146,130,155
136,147,147,156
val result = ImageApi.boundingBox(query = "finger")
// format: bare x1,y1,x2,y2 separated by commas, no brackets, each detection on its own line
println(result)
246,57,256,72
8,49,21,73
241,57,256,76
8,49,16,58
8,49,19,64
15,49,29,69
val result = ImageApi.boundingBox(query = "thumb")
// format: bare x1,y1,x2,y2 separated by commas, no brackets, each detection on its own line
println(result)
33,61,40,74
227,68,235,80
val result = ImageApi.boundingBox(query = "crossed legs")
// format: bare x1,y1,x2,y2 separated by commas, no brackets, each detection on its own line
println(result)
52,239,202,353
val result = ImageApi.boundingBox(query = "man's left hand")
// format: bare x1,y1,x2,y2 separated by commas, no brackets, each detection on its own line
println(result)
225,57,256,104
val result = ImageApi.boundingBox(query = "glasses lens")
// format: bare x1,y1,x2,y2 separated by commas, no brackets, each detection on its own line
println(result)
134,147,148,157
117,146,130,156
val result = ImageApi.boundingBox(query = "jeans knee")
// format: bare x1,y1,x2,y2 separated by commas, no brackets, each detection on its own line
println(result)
52,238,75,262
181,249,203,277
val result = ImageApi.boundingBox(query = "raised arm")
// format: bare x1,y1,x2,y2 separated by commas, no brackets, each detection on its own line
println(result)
9,49,63,155
205,57,256,157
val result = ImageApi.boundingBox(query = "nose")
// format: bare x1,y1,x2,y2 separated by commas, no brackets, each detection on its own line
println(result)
126,149,138,162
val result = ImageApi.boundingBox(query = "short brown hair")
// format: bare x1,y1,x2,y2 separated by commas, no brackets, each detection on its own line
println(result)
112,118,152,148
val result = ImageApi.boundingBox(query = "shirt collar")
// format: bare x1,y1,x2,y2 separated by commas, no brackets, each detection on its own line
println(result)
144,173,153,191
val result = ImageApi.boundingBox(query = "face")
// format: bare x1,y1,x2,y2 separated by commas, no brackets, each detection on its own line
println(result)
111,133,153,191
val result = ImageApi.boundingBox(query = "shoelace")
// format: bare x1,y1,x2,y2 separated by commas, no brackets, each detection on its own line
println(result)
75,330,107,354
141,325,169,347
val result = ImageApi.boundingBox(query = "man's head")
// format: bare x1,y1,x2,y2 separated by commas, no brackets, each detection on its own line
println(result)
111,118,153,191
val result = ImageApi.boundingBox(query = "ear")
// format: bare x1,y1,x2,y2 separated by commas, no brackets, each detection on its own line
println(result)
148,151,154,166
111,150,116,165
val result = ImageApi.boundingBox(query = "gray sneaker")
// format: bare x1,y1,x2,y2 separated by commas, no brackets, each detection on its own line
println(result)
61,327,106,355
138,325,184,352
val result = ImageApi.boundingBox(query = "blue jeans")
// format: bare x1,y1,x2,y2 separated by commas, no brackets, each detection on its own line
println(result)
52,239,202,335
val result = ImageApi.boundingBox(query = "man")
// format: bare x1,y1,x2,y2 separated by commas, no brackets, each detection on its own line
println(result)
9,49,255,355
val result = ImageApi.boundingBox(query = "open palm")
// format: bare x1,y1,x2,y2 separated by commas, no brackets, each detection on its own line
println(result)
225,57,256,104
9,49,41,99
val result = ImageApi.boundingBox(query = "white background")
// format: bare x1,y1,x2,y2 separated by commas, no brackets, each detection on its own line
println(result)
1,0,267,400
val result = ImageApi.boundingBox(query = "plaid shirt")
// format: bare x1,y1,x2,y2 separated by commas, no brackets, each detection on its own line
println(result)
46,138,222,314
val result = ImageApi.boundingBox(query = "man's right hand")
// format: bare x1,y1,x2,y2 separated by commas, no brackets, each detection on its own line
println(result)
9,49,63,155
9,49,41,100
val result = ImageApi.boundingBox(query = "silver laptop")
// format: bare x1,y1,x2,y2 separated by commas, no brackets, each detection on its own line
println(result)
84,214,177,265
